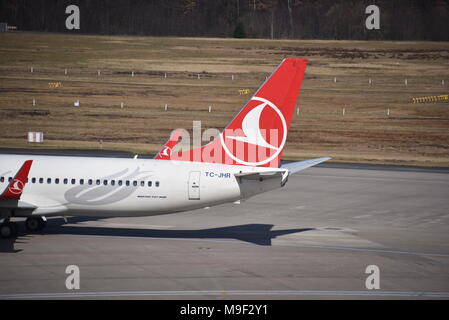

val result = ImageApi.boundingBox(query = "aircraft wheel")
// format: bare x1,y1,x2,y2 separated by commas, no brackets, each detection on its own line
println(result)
0,222,18,239
25,217,46,232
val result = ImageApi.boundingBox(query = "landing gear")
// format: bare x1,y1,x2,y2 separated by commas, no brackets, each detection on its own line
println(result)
0,214,48,238
25,217,47,232
0,221,18,239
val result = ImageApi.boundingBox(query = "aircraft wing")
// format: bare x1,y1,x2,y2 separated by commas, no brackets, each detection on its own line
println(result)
280,157,331,174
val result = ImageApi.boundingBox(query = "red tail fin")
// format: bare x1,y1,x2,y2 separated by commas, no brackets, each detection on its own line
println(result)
162,58,307,167
154,129,183,160
0,160,33,200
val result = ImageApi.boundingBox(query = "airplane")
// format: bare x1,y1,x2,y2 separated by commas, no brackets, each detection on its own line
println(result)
0,58,330,239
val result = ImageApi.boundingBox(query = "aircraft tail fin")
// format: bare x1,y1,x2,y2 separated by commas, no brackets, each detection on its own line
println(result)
157,58,308,168
0,160,33,200
154,129,183,160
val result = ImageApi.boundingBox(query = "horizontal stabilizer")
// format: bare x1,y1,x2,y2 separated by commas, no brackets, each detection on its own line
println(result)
235,170,286,181
280,157,331,174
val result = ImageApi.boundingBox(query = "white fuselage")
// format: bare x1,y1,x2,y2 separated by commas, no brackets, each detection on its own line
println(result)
0,154,284,217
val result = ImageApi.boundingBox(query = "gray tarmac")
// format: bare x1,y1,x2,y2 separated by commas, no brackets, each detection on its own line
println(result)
0,155,449,299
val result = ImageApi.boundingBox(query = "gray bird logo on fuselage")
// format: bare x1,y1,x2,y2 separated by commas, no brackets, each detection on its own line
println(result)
64,167,153,205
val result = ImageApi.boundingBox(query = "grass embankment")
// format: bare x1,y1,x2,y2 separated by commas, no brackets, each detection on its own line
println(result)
0,32,448,166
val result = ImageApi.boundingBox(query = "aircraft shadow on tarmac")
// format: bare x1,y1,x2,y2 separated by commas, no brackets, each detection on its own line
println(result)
0,217,314,252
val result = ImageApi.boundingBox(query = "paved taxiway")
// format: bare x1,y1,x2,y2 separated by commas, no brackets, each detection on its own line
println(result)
0,155,448,299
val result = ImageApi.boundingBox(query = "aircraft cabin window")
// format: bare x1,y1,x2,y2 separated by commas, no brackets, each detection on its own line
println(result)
111,180,115,186
118,180,123,186
148,181,152,187
133,181,137,187
71,179,76,185
39,178,43,184
96,180,100,185
64,178,68,184
140,181,145,187
47,178,51,184
0,177,4,183
80,179,84,185
155,181,160,187
103,180,108,186
32,178,36,183
88,179,93,185
8,177,12,182
126,180,130,186
55,178,60,184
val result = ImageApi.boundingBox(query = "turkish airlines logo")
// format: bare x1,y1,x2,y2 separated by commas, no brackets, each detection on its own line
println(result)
9,179,24,195
220,97,287,166
160,146,172,157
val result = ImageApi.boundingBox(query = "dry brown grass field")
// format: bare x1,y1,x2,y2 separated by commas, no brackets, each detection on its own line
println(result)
0,32,449,166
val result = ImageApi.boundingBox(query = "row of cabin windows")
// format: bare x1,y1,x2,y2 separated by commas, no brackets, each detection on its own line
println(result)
0,176,160,187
